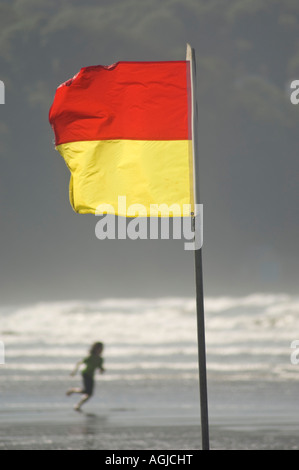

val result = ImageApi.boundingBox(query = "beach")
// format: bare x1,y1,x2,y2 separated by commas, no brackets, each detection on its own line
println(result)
1,295,299,450
1,378,299,450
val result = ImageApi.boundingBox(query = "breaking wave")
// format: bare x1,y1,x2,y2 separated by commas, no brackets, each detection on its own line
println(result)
1,293,298,383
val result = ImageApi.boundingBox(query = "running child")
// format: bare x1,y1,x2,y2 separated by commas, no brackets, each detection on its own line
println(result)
66,341,105,411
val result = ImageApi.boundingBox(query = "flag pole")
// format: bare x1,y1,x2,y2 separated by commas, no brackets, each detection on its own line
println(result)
186,44,210,450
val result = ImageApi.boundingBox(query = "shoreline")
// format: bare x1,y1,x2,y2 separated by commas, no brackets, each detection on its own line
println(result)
0,404,299,450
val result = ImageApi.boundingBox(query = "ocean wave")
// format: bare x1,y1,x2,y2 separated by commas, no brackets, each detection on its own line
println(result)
0,293,298,382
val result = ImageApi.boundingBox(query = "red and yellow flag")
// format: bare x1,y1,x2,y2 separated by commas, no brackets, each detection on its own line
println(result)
49,61,194,216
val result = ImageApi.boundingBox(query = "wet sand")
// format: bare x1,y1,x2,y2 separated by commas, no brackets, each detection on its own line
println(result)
1,403,299,450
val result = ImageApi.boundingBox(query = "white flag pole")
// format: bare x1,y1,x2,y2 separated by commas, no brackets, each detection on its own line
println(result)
186,43,210,450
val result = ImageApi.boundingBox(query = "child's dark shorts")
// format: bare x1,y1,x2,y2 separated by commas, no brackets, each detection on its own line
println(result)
82,373,94,396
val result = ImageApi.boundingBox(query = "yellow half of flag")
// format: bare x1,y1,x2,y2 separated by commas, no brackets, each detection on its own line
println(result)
49,61,194,217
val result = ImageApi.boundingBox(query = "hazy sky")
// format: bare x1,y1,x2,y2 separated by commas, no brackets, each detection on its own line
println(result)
0,0,298,305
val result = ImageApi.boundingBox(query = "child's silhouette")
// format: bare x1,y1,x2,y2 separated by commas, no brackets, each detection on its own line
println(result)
67,342,105,411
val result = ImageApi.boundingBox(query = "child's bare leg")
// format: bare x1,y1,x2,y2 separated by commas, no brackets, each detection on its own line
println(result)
66,388,84,396
74,394,91,411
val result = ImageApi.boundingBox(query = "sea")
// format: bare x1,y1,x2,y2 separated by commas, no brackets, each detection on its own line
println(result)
1,293,299,450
